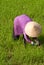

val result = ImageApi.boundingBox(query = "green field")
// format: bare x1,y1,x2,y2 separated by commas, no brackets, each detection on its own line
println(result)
0,0,44,65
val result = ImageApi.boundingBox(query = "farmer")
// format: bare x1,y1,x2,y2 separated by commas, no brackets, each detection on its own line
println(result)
13,14,41,46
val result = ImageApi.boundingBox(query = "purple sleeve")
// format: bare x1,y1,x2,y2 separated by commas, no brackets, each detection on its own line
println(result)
23,32,31,43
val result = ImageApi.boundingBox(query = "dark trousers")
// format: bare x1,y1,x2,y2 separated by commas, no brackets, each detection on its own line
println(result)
13,27,26,47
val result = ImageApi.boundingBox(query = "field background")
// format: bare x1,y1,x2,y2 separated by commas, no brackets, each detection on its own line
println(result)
0,0,44,65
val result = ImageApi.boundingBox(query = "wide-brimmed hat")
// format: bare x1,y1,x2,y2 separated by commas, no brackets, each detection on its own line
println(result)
25,21,41,37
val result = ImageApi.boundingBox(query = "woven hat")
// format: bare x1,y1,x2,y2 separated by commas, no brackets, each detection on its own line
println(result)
25,21,41,37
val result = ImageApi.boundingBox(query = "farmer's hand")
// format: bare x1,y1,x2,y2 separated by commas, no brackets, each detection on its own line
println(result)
34,39,40,46
31,41,34,45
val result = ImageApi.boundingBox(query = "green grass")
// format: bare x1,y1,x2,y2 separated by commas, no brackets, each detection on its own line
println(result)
0,0,44,65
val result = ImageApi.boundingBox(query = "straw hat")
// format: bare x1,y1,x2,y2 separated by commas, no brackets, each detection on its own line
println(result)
25,21,41,37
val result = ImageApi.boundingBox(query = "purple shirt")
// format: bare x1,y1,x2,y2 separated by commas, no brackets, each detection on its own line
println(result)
14,14,32,43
